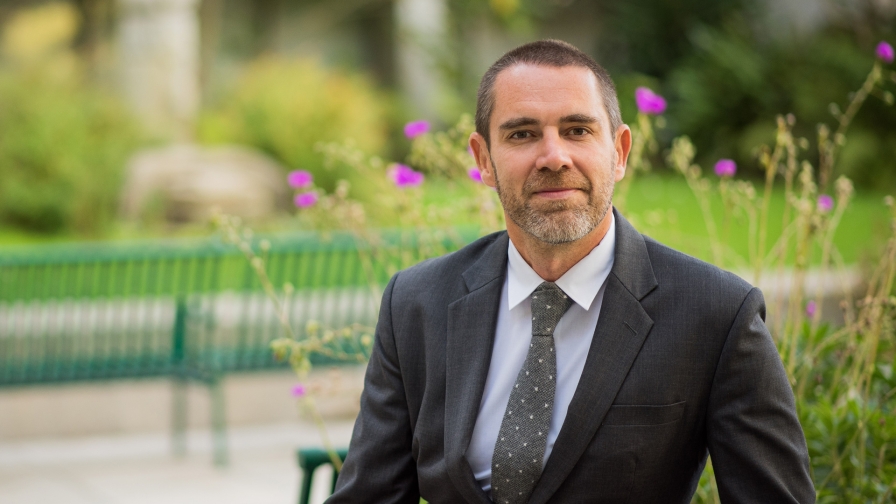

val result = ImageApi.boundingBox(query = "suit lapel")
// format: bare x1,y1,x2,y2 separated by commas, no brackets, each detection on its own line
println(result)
445,233,509,504
530,210,658,504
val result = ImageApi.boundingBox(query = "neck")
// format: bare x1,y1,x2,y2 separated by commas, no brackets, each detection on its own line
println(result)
507,209,613,282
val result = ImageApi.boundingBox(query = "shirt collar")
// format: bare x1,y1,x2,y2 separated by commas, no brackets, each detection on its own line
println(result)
507,213,616,312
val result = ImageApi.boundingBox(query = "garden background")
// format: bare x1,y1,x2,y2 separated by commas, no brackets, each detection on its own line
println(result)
0,0,894,503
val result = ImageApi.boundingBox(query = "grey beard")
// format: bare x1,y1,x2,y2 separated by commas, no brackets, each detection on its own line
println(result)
493,165,613,245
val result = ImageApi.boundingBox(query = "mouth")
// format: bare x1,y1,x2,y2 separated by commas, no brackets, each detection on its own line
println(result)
532,188,581,200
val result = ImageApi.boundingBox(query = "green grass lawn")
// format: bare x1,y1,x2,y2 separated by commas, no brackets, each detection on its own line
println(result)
620,172,891,268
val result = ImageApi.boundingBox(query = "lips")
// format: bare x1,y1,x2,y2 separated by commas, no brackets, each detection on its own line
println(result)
533,188,579,199
535,187,578,193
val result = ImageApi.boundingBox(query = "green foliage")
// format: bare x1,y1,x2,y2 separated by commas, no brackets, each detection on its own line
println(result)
0,69,142,235
197,57,390,192
406,114,474,178
597,0,753,77
667,25,896,189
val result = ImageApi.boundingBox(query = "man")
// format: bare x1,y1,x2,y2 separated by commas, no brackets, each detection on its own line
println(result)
328,40,814,503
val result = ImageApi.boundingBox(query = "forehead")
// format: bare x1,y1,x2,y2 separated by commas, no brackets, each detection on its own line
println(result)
490,64,606,127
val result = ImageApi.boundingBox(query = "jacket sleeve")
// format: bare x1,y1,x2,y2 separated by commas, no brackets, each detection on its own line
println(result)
327,273,421,503
706,287,815,503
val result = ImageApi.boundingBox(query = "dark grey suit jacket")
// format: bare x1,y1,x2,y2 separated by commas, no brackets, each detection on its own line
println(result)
328,210,814,503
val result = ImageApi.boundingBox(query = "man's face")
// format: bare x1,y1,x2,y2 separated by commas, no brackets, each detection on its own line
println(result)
471,64,630,245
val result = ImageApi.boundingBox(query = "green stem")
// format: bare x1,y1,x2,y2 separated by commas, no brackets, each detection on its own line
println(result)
819,63,881,192
755,119,788,283
301,397,344,472
810,194,850,331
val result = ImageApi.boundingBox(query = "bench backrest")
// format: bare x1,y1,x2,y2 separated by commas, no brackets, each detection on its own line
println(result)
0,229,477,385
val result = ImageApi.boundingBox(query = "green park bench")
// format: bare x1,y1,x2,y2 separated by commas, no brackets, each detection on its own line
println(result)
296,447,348,504
0,229,476,465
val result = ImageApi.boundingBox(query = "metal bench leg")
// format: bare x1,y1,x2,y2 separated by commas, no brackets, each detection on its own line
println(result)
171,376,188,458
297,448,348,504
298,466,316,504
210,376,229,467
172,297,189,458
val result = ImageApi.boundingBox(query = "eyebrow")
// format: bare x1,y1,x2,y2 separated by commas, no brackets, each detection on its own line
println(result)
498,114,601,131
560,113,599,124
498,117,539,130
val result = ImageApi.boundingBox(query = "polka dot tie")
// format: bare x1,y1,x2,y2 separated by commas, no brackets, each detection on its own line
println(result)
491,282,573,504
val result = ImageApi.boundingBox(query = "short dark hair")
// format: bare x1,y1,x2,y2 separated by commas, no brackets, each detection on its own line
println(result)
474,39,623,147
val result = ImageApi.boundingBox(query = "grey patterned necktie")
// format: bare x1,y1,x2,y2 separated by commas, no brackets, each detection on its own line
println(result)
491,282,574,504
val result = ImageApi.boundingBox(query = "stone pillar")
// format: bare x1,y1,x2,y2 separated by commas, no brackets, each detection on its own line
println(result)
394,0,447,120
118,0,200,140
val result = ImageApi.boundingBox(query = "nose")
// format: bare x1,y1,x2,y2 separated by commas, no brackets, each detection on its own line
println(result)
535,128,572,171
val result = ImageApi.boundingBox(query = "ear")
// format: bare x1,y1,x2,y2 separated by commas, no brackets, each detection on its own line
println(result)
469,132,496,188
613,124,632,182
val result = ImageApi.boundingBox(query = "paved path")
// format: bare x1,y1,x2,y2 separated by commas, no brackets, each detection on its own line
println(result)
0,420,356,504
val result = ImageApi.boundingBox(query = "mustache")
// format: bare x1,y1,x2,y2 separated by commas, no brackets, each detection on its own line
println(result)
523,170,591,194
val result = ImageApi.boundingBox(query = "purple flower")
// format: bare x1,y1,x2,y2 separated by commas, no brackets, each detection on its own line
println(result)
404,120,430,139
635,87,667,115
817,194,834,213
805,301,817,317
388,164,424,188
294,192,318,208
291,384,307,397
876,41,894,64
468,167,482,183
714,159,737,178
287,170,313,188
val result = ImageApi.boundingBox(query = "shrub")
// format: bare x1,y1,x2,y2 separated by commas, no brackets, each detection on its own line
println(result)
197,57,390,193
0,70,142,235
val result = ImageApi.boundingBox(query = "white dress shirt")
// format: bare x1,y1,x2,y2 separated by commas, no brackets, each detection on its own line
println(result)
465,215,617,494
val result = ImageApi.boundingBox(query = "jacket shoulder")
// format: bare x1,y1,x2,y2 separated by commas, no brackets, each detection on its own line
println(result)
641,234,754,299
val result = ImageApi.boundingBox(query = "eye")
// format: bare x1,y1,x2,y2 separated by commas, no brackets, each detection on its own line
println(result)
509,130,532,140
568,127,590,136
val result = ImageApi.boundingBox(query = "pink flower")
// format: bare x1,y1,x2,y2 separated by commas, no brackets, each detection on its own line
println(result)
388,164,424,188
468,167,482,183
404,120,430,139
817,194,834,213
876,41,894,64
635,87,667,115
714,159,737,177
467,145,475,158
294,192,318,208
287,170,313,188
805,301,817,317
291,384,307,397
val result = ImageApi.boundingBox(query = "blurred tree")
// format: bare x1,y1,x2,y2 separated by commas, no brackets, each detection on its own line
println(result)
665,6,896,188
594,0,754,77
70,0,115,72
249,0,283,55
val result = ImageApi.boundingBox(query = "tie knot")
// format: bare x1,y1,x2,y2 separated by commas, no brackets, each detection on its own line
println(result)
531,282,573,336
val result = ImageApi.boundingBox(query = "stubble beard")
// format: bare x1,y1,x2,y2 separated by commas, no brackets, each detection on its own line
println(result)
492,159,614,245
